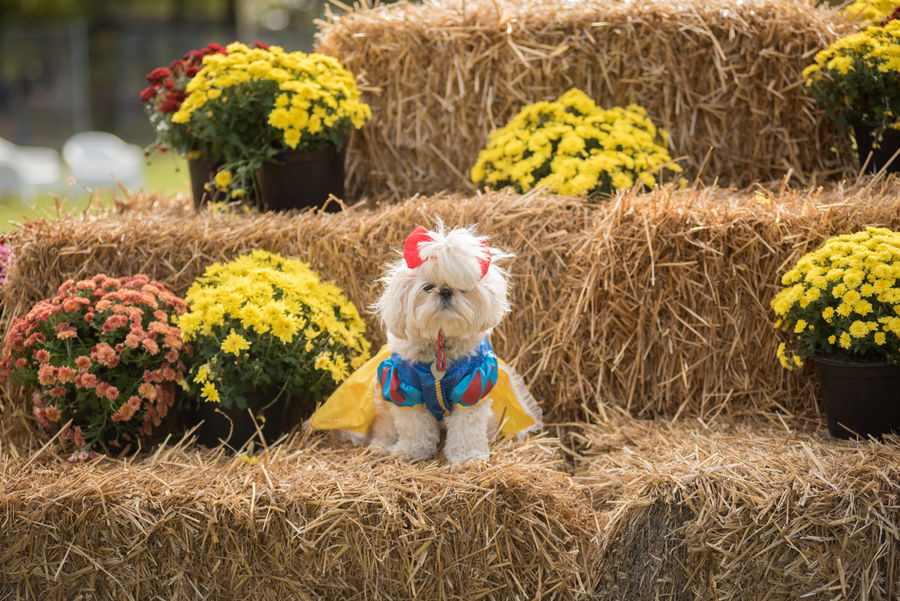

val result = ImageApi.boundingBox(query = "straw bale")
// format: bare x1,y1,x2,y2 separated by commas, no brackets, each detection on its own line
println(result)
0,189,593,447
4,178,900,444
4,408,899,600
547,176,900,421
575,410,900,600
317,0,853,201
0,432,604,600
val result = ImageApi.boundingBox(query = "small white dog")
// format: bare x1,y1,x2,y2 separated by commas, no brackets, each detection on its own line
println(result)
369,223,511,465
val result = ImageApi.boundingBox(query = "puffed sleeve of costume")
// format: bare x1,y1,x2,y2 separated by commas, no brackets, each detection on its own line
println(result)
449,350,498,408
377,356,424,408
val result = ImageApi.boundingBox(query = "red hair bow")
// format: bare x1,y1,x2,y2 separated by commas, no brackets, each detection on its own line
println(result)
403,226,491,279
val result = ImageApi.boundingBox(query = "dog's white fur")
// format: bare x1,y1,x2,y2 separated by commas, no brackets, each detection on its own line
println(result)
369,224,511,465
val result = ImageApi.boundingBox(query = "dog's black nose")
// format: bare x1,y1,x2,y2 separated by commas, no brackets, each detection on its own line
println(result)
438,288,453,300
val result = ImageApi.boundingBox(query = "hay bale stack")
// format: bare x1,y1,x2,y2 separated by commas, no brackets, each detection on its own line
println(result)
317,0,852,201
575,412,900,600
0,434,602,599
546,177,900,420
4,180,900,438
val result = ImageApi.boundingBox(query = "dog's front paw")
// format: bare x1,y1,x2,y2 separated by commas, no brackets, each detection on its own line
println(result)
390,440,437,462
443,446,490,466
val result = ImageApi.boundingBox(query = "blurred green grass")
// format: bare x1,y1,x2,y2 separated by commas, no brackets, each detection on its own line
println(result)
0,152,190,234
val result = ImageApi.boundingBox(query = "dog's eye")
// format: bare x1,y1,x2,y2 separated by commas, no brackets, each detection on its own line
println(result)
423,283,435,292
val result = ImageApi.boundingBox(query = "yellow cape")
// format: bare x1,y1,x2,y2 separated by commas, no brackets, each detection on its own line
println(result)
309,345,542,439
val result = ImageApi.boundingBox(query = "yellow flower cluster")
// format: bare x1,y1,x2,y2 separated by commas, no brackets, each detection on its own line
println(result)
802,20,900,133
843,0,899,22
172,42,371,151
771,227,900,369
804,20,900,81
179,250,370,406
470,89,681,197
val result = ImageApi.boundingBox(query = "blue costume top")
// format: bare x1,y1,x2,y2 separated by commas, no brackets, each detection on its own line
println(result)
377,338,499,420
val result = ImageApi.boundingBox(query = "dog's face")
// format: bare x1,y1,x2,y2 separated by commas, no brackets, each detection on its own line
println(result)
376,225,510,343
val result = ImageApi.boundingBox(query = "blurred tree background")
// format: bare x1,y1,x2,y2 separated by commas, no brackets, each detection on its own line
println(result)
0,0,326,148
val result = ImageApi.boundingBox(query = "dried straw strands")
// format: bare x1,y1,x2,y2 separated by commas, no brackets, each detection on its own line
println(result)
3,400,898,599
3,184,900,599
576,410,900,600
548,176,900,421
317,0,853,201
0,433,600,600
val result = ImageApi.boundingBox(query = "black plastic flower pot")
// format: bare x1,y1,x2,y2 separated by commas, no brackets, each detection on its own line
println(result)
852,120,900,175
812,354,900,439
187,156,221,209
255,146,346,212
193,388,297,449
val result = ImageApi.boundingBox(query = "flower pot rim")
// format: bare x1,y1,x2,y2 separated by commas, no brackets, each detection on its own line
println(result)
851,118,897,128
811,353,892,368
270,145,346,165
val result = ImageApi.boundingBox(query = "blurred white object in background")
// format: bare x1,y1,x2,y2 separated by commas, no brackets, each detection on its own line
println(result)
0,137,63,202
62,131,145,192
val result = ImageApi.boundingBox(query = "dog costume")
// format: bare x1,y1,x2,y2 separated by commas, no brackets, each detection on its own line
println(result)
309,343,541,441
310,225,541,441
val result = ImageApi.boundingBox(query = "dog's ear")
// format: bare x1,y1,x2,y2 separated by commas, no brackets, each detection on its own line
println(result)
375,262,412,339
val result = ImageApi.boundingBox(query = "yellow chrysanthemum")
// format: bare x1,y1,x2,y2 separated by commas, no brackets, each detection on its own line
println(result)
221,329,251,356
839,332,852,349
183,250,370,409
201,381,220,403
194,364,210,384
773,227,900,368
471,88,680,197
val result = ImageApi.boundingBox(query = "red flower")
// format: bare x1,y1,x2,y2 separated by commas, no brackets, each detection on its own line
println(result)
56,366,75,384
159,90,188,114
90,342,120,368
146,67,173,84
70,426,86,449
253,40,270,50
138,381,157,401
102,314,129,333
142,338,160,355
33,406,51,429
37,363,56,386
140,86,158,102
75,372,98,389
44,405,60,422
